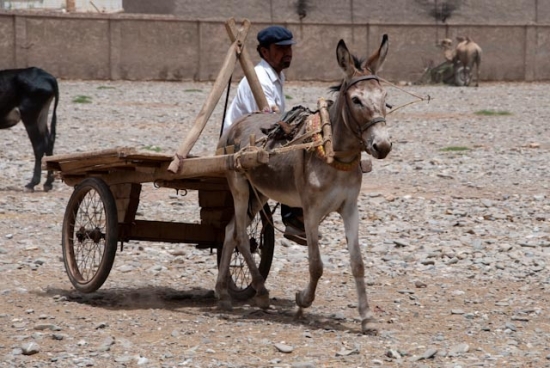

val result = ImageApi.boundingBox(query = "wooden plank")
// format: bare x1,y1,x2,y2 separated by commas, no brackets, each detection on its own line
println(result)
200,207,234,226
53,149,267,188
43,147,128,164
111,183,142,224
128,220,224,245
47,154,122,173
121,152,173,162
155,179,229,191
58,159,136,174
43,147,173,172
198,190,233,208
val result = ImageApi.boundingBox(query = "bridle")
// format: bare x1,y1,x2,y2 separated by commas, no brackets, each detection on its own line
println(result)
342,74,387,140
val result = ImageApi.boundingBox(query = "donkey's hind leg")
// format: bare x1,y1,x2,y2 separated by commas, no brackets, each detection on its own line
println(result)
239,191,271,308
217,173,270,309
342,202,378,335
216,219,238,311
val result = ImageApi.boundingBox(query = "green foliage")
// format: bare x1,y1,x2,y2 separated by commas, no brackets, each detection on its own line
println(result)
142,145,162,152
474,109,512,116
97,86,116,90
72,95,92,104
440,146,470,152
285,94,293,100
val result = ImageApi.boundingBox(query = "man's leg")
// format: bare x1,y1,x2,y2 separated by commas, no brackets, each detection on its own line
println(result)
282,205,307,246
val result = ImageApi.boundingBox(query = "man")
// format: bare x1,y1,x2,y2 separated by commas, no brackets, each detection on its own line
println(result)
223,25,293,132
222,25,307,245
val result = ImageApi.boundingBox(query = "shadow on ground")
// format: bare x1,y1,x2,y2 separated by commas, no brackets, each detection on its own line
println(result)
39,286,367,334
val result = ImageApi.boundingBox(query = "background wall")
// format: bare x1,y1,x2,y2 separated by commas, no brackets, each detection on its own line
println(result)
0,0,122,12
1,0,549,82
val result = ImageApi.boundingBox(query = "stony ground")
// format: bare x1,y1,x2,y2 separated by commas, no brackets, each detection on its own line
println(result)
0,79,549,368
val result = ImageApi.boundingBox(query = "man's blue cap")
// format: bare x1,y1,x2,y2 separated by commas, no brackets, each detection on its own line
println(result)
257,26,296,46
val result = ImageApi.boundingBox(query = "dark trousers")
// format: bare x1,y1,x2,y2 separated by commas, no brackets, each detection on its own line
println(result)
281,204,304,231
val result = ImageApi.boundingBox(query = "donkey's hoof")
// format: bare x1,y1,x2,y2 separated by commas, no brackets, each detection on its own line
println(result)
254,293,270,310
294,307,305,321
43,184,53,192
24,185,35,193
217,299,233,311
295,291,312,309
361,318,378,335
254,287,270,309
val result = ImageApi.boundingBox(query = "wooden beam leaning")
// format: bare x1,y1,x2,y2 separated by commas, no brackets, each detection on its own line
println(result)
167,20,251,174
225,18,269,112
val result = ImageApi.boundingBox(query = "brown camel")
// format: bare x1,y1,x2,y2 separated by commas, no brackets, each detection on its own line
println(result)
454,36,482,87
439,38,455,62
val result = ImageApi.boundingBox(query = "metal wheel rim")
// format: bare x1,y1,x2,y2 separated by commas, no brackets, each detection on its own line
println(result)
69,188,110,283
228,212,263,291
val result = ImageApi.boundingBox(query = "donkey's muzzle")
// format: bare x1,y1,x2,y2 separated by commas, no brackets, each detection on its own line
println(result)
370,140,392,159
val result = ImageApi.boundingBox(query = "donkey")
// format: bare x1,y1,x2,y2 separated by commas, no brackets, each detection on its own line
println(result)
0,67,59,191
216,35,392,335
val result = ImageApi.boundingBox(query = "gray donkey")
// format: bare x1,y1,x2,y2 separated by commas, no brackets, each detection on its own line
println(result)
216,35,392,335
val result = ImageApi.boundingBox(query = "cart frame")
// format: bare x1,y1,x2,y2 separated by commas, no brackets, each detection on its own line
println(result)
44,18,277,298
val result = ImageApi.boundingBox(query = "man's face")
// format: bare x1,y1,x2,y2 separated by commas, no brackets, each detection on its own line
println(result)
262,44,293,74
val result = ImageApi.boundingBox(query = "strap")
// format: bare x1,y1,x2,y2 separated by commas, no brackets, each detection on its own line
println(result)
347,75,379,90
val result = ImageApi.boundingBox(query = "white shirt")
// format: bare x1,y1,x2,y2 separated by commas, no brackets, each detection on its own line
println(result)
223,58,285,132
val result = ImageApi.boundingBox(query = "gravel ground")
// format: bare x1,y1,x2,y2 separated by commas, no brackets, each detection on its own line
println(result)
0,79,549,368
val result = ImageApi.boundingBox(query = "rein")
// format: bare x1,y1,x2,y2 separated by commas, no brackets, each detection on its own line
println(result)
378,77,432,113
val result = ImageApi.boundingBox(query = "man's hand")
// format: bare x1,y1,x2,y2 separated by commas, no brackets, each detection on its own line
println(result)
261,105,279,113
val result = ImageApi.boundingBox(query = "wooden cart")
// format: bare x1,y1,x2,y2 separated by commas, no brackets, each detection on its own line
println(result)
44,18,277,299
44,147,274,299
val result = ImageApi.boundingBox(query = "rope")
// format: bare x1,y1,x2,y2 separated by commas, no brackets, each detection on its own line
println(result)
378,77,432,114
219,74,233,138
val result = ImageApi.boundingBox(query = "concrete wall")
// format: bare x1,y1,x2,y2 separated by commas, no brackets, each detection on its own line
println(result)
1,0,122,12
1,8,549,82
123,0,550,24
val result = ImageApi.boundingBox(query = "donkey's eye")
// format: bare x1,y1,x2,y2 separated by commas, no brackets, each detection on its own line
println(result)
351,97,363,106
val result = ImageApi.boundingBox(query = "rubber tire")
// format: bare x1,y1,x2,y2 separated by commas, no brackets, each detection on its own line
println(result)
62,177,118,293
217,203,275,300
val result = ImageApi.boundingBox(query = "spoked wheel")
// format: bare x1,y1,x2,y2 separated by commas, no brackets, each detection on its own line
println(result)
217,203,275,300
455,66,472,86
62,177,118,293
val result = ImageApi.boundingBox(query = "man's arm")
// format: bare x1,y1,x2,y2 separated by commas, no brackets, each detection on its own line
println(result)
260,82,280,113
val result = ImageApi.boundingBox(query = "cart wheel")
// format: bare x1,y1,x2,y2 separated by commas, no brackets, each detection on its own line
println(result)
217,203,275,300
455,66,472,86
62,177,118,293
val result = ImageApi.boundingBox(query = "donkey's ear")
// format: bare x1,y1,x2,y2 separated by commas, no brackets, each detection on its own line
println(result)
364,34,389,74
336,39,355,77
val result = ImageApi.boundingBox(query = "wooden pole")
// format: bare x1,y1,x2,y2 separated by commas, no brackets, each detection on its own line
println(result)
225,18,269,112
318,98,334,164
167,21,251,174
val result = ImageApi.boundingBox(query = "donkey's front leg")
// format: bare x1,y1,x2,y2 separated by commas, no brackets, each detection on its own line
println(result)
295,218,323,314
343,203,378,335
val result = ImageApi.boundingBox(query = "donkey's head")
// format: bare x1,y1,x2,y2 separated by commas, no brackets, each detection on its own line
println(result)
335,36,392,159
